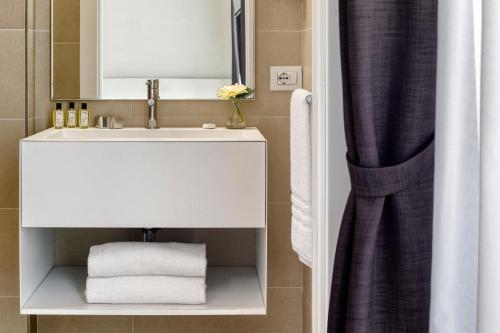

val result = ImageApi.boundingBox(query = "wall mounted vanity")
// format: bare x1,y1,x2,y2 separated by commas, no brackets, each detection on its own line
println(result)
19,127,267,315
21,0,263,316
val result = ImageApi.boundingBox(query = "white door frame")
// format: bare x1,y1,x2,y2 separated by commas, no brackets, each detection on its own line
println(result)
312,0,349,332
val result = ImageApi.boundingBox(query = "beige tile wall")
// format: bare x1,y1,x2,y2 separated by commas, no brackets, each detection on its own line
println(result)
302,0,313,331
52,0,80,99
11,0,308,331
0,0,27,331
52,43,80,99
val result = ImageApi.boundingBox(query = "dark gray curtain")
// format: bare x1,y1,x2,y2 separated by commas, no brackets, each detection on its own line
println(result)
328,1,437,332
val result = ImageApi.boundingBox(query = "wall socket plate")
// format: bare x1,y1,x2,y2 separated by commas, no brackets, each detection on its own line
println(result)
270,66,303,91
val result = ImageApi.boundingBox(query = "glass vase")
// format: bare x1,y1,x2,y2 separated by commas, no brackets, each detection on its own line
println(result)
226,100,246,129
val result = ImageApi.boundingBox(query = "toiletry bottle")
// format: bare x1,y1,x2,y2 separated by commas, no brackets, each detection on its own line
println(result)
78,103,89,129
66,102,77,128
52,102,64,129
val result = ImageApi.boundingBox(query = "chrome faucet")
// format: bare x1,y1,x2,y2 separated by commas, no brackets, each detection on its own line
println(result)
146,79,159,129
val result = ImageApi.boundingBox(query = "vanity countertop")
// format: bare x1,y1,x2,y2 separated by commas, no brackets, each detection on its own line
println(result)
23,127,267,142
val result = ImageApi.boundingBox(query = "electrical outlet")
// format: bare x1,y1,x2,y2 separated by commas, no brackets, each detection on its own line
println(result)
270,66,303,91
277,71,298,85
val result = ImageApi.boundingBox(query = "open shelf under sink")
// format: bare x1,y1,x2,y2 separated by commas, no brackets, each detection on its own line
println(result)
22,266,265,316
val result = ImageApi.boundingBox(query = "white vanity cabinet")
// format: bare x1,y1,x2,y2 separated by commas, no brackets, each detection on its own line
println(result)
19,128,267,316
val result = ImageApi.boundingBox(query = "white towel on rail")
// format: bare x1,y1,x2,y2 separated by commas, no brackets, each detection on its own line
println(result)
86,275,206,304
88,242,207,278
290,89,313,267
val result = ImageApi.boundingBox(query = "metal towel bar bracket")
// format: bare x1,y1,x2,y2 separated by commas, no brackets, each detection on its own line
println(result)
306,94,312,104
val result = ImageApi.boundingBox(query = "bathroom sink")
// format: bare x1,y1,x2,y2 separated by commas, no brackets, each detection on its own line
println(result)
25,127,265,141
21,127,267,228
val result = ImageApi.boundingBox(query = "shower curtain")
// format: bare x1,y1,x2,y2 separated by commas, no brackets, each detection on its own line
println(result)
430,1,500,332
429,0,480,331
328,1,437,332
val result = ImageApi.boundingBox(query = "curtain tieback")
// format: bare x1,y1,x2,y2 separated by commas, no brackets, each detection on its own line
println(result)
347,139,435,197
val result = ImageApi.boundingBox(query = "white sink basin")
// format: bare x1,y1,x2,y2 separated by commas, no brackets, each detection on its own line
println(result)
25,127,265,141
21,127,267,228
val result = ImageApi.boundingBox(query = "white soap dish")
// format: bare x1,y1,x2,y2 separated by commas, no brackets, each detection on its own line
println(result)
202,123,217,129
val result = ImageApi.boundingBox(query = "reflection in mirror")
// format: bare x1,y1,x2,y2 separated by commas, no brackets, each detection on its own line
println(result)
51,0,254,100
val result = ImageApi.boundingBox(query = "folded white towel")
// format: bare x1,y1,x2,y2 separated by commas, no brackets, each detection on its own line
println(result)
86,275,206,304
88,242,207,278
290,89,313,268
292,193,312,216
292,216,313,266
291,89,312,204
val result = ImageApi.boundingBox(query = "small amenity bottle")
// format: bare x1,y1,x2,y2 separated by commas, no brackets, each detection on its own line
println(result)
78,103,89,128
66,102,77,128
52,102,64,129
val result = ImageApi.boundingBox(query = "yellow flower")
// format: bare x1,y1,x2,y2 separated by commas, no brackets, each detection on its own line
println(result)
217,83,249,100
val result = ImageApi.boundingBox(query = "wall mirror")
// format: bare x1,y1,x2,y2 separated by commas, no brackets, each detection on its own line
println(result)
51,0,254,100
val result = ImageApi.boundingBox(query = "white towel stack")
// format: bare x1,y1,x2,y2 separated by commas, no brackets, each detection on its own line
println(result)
290,89,313,267
86,242,207,304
